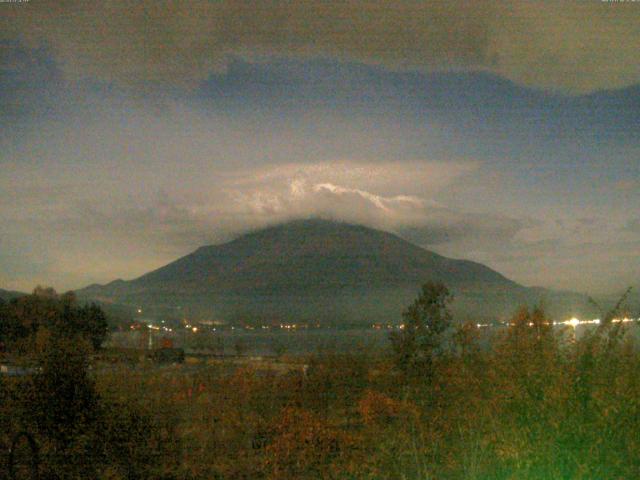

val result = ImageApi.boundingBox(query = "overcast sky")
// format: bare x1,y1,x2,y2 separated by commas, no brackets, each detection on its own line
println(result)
1,1,639,295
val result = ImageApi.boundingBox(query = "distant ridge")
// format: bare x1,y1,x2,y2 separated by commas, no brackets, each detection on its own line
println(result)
0,288,27,301
77,219,595,324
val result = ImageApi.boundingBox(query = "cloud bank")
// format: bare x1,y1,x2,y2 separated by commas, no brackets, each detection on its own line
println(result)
1,0,639,93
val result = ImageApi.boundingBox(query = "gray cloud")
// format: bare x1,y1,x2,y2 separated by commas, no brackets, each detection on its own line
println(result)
1,1,638,93
398,213,526,247
486,237,640,294
625,218,640,234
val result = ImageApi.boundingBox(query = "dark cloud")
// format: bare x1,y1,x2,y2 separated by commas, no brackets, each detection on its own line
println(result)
1,1,638,93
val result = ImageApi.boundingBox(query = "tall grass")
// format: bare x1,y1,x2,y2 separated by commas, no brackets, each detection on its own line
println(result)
2,302,640,478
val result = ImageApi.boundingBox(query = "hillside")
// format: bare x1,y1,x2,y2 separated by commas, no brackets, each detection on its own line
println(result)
77,219,595,324
0,288,26,302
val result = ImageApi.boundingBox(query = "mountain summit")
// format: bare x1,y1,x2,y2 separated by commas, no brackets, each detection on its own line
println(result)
77,219,592,324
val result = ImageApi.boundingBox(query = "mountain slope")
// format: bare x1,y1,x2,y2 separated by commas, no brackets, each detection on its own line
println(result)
0,288,27,302
77,219,593,324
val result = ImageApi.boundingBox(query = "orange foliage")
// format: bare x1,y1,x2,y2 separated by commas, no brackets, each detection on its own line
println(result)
262,407,347,479
358,389,418,427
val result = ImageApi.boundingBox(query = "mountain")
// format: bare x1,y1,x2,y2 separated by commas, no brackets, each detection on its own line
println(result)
77,219,595,325
0,288,27,302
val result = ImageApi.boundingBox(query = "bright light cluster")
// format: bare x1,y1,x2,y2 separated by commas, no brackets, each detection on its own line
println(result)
555,317,637,328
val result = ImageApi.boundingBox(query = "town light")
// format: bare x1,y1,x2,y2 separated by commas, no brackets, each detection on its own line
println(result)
567,317,580,328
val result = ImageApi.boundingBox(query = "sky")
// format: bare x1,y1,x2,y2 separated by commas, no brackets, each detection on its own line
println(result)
0,0,639,295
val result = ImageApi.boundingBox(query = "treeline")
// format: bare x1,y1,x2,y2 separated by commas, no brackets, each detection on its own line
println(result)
2,284,640,479
0,288,155,479
0,286,108,353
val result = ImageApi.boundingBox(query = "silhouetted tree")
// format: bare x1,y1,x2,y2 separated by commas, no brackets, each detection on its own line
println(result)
27,334,98,449
77,302,109,350
390,282,453,378
234,338,248,356
0,287,108,353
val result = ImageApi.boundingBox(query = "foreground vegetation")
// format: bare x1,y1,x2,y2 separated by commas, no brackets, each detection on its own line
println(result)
1,286,639,479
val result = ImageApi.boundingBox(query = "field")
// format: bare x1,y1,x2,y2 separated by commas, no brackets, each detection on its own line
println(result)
3,306,640,479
